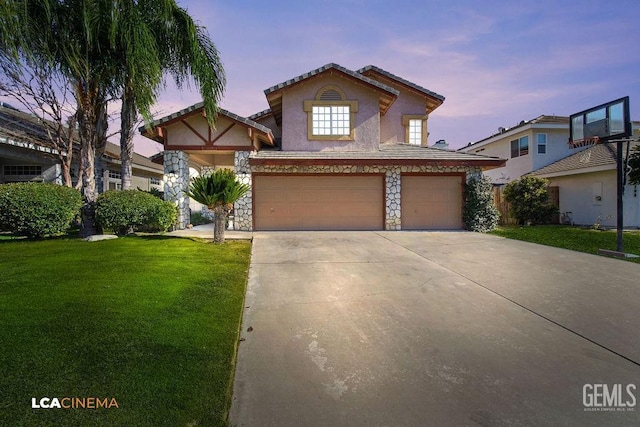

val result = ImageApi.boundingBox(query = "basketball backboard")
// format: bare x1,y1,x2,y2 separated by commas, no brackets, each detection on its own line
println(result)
569,96,631,146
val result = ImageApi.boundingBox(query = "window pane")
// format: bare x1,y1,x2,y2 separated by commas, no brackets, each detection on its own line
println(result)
510,140,519,158
408,119,421,145
312,104,350,136
537,134,546,154
519,136,529,156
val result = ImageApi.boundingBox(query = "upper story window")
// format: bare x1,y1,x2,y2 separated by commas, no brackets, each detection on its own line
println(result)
537,134,547,154
303,86,358,141
510,136,529,158
402,115,428,146
108,170,121,179
312,105,350,136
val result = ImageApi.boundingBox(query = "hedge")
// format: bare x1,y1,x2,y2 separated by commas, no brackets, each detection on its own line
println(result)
0,182,82,238
95,190,177,235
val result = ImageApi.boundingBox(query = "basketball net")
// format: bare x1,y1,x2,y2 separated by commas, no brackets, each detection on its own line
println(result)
568,135,600,149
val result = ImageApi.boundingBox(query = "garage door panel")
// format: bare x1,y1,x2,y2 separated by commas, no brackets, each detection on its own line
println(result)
254,175,384,231
401,175,463,230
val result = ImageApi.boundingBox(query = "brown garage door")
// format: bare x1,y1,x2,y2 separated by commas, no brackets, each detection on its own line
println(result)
401,175,463,230
253,175,384,231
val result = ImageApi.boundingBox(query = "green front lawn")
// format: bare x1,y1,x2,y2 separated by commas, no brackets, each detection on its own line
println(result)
491,225,640,263
0,236,251,426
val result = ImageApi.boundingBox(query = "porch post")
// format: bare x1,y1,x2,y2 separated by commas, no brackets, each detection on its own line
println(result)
164,150,191,229
234,151,253,231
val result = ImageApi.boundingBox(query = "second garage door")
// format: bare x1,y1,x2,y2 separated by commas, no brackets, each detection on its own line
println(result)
401,175,463,230
253,175,384,231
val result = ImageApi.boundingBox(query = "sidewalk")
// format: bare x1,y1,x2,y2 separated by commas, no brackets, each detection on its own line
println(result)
164,223,253,240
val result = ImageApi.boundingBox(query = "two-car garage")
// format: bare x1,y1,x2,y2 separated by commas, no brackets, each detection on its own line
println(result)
252,174,463,231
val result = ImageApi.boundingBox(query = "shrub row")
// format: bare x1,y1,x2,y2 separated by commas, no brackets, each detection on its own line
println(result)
96,190,177,235
0,182,82,238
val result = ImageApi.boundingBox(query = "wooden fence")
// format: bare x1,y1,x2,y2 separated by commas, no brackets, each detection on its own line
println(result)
493,186,559,225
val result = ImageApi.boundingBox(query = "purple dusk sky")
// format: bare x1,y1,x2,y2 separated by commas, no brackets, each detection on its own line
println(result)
64,1,640,155
142,0,639,156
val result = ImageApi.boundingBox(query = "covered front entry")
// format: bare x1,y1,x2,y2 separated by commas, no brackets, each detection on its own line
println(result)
253,174,384,230
401,174,464,230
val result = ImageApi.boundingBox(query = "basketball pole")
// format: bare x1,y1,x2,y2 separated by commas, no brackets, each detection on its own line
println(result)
616,140,624,252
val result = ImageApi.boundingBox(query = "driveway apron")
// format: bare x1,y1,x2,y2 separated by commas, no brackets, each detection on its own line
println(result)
230,231,640,426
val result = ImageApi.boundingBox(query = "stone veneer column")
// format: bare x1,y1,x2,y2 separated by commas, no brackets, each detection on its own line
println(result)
234,151,252,231
164,150,190,229
385,168,401,230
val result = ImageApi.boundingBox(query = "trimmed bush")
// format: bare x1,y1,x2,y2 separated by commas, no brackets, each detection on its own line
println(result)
503,176,557,225
0,182,82,238
463,175,499,232
96,190,177,235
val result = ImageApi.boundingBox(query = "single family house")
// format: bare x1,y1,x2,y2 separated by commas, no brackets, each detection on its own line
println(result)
531,141,640,228
141,63,505,231
458,115,588,184
0,104,164,191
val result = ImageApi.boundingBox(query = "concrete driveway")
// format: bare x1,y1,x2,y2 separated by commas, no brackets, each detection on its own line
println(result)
230,231,640,426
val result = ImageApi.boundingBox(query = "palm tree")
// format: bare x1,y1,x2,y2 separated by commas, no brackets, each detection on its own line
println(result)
3,0,120,236
187,169,249,244
114,0,225,189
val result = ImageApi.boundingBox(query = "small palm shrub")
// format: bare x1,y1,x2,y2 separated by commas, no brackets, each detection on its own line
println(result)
463,175,499,232
187,169,249,243
0,182,82,238
503,176,557,225
96,190,177,235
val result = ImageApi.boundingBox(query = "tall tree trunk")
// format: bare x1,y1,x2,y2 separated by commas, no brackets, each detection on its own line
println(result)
213,205,228,244
120,85,136,190
78,81,106,237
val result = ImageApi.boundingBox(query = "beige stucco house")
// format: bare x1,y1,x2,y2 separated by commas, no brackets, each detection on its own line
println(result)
141,63,504,231
0,105,163,191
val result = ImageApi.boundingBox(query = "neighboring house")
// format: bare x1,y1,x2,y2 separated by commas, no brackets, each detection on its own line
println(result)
530,142,640,228
141,63,505,231
458,115,585,184
0,105,163,191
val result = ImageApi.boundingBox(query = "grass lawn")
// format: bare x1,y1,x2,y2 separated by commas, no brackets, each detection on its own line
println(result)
491,225,640,263
0,236,251,426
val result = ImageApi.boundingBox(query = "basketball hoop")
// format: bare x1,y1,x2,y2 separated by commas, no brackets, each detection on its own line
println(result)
568,136,599,149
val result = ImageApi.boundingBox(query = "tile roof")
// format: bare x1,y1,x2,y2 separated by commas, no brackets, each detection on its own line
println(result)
530,143,623,176
248,108,272,121
264,63,399,97
142,103,273,135
357,65,445,102
250,143,504,167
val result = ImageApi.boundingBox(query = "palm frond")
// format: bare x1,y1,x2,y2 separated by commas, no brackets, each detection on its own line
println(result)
187,169,249,209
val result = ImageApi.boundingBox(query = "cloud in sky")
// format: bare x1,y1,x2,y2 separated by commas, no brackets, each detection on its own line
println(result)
142,0,639,154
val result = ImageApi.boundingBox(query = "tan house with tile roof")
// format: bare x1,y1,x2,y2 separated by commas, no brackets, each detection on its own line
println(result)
141,63,505,231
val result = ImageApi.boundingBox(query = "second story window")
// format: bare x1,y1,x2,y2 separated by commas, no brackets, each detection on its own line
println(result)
537,134,547,154
402,115,428,146
510,136,529,158
312,105,350,136
304,86,357,141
